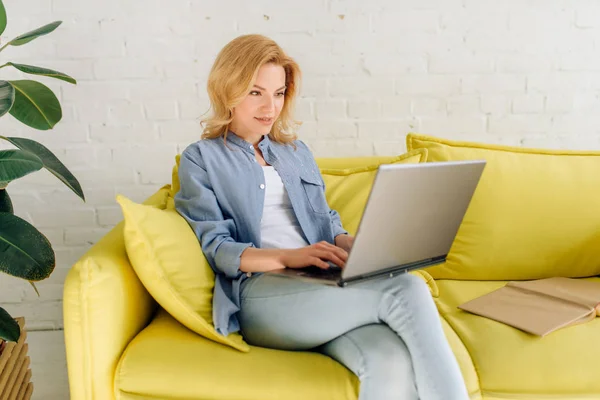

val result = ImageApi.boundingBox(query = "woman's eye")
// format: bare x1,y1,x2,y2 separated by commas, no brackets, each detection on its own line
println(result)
250,91,260,96
276,92,285,97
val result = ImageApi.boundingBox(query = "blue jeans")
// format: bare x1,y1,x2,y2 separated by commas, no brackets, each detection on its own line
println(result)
239,272,469,400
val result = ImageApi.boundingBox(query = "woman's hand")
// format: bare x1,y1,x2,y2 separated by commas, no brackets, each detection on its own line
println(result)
280,241,349,270
240,238,352,273
335,234,355,253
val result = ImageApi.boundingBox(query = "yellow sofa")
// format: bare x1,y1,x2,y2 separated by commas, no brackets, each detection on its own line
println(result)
64,134,600,400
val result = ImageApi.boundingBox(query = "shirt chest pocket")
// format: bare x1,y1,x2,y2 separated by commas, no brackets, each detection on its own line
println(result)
299,172,330,214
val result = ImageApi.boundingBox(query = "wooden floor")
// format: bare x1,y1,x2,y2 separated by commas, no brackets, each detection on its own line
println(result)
27,330,69,400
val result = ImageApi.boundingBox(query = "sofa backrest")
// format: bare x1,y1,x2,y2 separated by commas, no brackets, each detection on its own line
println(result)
408,133,600,281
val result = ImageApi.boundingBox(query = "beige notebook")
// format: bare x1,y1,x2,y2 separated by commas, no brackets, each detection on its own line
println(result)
458,277,600,337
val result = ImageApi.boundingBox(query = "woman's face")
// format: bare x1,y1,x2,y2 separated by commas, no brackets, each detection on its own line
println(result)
230,63,286,140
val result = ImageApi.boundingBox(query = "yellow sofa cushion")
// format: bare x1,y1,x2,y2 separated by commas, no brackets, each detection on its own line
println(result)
116,195,249,352
167,154,182,208
435,278,600,398
316,152,425,170
116,308,359,400
408,133,600,281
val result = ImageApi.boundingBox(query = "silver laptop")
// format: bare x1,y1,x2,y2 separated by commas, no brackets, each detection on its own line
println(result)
267,160,486,286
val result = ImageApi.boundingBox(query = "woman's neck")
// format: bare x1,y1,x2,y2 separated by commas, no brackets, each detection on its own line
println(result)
229,129,266,146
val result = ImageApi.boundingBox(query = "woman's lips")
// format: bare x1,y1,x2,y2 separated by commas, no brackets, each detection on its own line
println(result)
255,117,273,125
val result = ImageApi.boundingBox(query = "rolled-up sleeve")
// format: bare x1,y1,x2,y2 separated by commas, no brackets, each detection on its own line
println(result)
329,208,348,238
174,147,254,278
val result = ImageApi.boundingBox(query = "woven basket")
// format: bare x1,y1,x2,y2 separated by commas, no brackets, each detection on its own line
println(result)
0,318,33,399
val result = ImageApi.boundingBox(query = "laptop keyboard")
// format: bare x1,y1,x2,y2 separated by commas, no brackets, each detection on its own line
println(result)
298,265,342,278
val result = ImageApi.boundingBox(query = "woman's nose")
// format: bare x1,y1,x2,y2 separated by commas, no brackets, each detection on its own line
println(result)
261,96,275,112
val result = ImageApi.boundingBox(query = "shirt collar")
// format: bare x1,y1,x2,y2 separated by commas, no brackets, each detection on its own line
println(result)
225,130,273,154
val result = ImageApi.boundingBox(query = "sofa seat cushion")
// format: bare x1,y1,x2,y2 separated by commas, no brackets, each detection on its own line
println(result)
115,309,359,400
436,279,600,399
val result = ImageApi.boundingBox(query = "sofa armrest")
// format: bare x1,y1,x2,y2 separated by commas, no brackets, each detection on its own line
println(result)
63,187,169,400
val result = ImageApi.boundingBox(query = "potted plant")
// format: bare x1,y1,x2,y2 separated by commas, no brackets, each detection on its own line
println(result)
0,0,81,396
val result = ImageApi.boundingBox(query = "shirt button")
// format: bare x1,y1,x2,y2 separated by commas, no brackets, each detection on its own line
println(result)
246,272,252,278
260,184,265,189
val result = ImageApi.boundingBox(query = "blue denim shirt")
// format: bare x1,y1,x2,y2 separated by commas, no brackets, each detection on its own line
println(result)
174,132,348,336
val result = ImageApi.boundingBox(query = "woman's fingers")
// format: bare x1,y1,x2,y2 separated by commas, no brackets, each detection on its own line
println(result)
299,242,349,269
315,249,346,269
310,256,330,269
317,241,348,262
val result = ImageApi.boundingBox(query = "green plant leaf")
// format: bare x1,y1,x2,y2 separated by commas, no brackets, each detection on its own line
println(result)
0,213,55,281
8,21,61,46
0,1,7,37
8,80,61,130
1,137,85,201
0,307,19,342
0,80,15,118
0,149,43,188
0,188,12,213
5,63,76,84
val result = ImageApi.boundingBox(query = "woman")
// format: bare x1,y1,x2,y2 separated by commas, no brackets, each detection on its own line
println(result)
174,34,468,400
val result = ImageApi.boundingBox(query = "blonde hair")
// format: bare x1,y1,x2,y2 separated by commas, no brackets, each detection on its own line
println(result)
201,34,302,145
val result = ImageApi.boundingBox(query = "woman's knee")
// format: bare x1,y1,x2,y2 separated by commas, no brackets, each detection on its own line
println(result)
366,271,432,300
394,272,433,300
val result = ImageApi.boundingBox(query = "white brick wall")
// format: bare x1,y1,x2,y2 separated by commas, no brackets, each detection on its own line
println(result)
2,0,600,330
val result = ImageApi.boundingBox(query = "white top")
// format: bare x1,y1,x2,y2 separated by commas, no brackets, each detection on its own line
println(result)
260,166,310,249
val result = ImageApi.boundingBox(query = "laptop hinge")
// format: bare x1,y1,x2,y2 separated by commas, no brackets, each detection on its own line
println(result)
338,256,446,287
